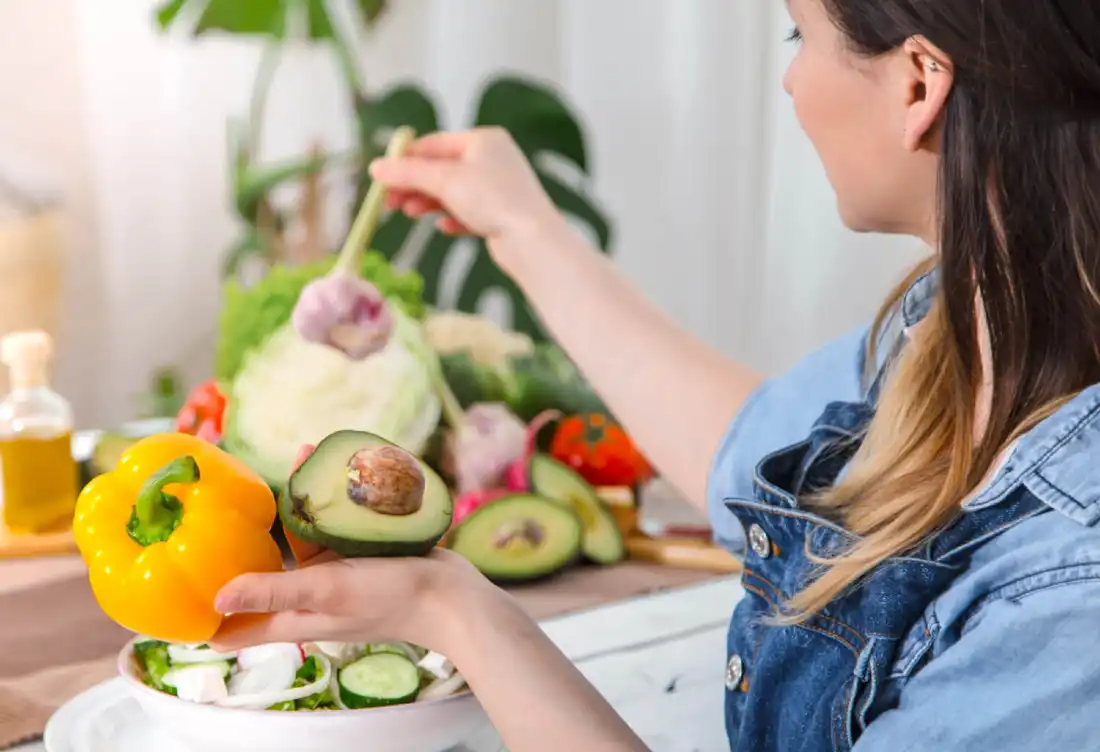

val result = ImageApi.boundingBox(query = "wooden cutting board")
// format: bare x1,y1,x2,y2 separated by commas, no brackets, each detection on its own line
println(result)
624,534,742,573
0,527,78,560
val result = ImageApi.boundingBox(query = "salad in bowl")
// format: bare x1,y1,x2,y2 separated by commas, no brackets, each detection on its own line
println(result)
130,637,468,711
118,636,491,752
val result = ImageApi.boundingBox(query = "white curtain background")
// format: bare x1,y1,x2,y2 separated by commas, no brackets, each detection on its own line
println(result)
0,0,926,429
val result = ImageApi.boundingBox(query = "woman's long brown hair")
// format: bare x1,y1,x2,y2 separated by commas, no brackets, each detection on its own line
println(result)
778,0,1100,621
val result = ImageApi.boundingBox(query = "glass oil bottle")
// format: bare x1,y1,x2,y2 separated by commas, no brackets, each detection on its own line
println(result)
0,330,79,534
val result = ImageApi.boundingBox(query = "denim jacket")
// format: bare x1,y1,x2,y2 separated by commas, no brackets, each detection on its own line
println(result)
708,270,1100,751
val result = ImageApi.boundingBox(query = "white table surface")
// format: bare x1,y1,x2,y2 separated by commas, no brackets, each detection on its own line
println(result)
10,575,743,752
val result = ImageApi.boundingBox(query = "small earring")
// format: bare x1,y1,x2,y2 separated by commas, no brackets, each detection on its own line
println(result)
927,60,939,72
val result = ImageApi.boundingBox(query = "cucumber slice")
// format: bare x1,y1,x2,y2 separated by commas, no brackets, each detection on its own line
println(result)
338,653,421,709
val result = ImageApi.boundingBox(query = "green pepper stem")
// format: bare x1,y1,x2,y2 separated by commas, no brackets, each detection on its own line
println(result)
128,456,200,547
333,126,417,277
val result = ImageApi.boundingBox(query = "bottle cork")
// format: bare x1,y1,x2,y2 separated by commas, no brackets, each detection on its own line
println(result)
1,330,53,390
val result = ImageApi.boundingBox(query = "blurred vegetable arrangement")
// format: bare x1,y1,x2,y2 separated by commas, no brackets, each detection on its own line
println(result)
78,1,667,585
153,0,613,343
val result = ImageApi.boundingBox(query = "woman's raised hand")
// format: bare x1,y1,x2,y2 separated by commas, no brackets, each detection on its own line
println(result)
370,127,567,275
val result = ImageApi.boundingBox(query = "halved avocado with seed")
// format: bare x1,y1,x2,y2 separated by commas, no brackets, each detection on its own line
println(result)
528,453,626,565
278,430,453,557
447,494,583,583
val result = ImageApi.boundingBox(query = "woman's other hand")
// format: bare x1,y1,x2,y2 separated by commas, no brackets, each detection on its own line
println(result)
210,443,487,654
215,448,648,751
280,444,327,566
370,127,567,276
208,546,481,655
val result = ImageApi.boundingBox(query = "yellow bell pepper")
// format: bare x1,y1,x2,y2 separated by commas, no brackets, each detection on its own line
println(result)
73,432,285,644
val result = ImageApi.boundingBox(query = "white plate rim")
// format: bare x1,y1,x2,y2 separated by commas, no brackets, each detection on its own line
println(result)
42,677,506,752
42,678,130,752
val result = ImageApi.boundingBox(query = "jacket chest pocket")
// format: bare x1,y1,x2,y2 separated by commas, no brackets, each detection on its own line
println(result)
833,636,898,751
832,613,940,750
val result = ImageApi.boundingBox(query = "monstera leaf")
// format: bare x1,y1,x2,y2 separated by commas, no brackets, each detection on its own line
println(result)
155,0,388,38
359,75,613,342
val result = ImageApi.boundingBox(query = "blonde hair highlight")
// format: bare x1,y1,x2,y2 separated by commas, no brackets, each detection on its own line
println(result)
774,258,1069,624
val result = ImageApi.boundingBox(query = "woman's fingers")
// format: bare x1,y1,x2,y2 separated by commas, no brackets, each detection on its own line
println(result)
215,560,347,615
404,130,473,159
436,216,470,235
292,444,316,471
210,611,338,651
369,156,457,200
382,185,469,233
401,195,444,217
285,443,328,565
284,529,326,567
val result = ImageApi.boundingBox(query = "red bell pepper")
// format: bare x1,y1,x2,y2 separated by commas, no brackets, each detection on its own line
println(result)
175,379,227,443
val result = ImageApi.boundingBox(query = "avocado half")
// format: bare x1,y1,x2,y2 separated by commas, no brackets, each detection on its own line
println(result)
447,494,583,583
90,431,140,476
528,453,626,565
278,430,453,557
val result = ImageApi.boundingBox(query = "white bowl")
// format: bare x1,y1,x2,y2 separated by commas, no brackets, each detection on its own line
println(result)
117,637,497,752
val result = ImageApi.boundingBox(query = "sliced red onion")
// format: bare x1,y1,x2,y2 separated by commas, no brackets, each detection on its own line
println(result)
227,656,296,699
327,656,349,710
167,644,238,664
236,643,303,671
163,664,229,704
389,642,423,663
215,653,333,710
314,641,367,667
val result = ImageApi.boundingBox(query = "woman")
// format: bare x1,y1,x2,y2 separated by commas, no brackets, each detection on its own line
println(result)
211,0,1100,749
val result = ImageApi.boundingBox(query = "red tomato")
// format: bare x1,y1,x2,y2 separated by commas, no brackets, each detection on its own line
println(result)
549,414,654,488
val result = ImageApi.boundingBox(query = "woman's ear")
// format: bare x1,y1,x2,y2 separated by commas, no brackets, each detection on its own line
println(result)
900,36,954,152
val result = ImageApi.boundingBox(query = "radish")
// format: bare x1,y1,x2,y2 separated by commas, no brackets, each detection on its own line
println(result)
452,488,510,527
449,410,562,529
503,409,561,492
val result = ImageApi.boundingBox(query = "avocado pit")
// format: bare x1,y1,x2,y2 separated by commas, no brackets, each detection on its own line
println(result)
346,444,426,516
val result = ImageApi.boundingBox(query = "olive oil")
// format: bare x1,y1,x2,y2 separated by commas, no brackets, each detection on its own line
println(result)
0,331,78,534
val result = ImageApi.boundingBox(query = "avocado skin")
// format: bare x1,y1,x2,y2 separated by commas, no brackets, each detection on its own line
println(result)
90,432,139,476
277,484,447,558
526,454,626,565
276,429,452,559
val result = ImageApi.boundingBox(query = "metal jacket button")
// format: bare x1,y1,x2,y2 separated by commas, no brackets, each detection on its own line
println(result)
726,654,744,691
748,523,771,558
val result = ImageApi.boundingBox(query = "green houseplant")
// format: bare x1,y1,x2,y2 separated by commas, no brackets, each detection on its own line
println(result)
154,0,613,342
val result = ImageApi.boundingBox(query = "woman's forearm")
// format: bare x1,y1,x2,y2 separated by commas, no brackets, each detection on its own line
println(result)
498,221,764,509
442,583,650,752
